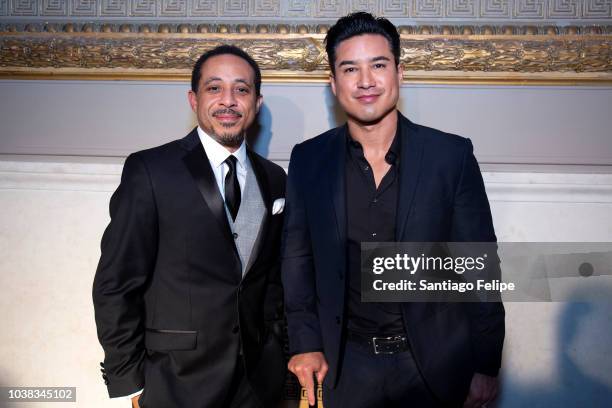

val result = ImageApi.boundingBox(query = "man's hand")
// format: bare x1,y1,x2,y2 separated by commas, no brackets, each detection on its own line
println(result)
288,352,328,406
463,373,498,408
131,394,140,408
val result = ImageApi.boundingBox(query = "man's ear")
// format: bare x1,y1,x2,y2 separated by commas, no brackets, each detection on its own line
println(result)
255,94,263,114
330,73,337,96
396,63,403,84
188,90,198,113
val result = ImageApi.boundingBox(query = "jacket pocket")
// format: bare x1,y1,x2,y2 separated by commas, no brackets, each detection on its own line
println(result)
144,329,198,351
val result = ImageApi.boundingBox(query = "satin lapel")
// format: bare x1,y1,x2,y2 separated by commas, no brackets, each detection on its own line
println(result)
243,149,272,274
396,114,425,240
182,139,237,253
329,128,347,252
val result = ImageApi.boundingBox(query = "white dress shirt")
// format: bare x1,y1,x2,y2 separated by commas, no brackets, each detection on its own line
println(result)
115,128,248,400
197,126,248,201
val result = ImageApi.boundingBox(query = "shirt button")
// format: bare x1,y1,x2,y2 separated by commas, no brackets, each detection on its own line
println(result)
233,232,238,239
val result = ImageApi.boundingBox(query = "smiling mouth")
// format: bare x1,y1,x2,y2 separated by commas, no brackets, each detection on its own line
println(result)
216,115,240,122
213,109,243,123
356,94,380,103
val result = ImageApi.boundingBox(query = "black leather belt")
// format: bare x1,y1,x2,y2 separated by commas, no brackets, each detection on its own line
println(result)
347,331,409,355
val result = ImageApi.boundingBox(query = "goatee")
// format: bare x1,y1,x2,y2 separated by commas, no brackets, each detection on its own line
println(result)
211,108,244,148
213,131,244,149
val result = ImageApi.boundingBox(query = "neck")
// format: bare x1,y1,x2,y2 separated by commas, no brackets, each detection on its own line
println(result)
200,125,244,153
224,145,240,154
347,109,398,152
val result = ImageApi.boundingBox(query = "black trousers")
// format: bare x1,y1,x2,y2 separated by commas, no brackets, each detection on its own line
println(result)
225,358,262,408
323,340,443,408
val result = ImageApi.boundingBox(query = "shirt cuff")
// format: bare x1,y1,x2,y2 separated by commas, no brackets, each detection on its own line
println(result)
111,389,143,400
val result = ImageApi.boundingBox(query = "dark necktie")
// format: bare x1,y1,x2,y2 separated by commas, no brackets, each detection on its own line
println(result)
224,155,241,221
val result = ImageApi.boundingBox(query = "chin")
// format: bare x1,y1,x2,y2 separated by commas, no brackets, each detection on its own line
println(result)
214,124,238,133
217,120,240,129
219,134,244,148
351,112,385,125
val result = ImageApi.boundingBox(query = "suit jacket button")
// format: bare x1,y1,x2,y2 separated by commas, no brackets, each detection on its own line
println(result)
232,325,239,334
233,232,238,239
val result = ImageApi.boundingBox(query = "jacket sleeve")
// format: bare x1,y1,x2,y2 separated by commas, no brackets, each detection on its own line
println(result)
281,144,324,354
451,139,505,377
92,153,158,397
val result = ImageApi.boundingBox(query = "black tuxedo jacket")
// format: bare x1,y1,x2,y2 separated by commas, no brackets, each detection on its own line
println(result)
281,113,505,404
93,128,287,407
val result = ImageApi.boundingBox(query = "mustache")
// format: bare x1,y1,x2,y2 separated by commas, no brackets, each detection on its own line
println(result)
212,108,243,118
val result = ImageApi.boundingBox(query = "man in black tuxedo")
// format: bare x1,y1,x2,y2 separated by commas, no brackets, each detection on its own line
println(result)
93,45,286,408
282,13,505,408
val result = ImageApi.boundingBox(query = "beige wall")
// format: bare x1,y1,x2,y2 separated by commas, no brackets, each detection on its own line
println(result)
1,79,611,406
2,81,612,170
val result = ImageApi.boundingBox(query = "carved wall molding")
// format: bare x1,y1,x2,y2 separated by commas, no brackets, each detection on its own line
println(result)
3,159,612,205
2,20,612,34
0,1,610,21
1,23,610,84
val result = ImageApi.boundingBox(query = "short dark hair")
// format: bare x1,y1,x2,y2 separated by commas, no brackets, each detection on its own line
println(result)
191,45,262,96
325,12,400,75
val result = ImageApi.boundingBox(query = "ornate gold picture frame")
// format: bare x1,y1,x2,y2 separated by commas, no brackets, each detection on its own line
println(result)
1,23,610,85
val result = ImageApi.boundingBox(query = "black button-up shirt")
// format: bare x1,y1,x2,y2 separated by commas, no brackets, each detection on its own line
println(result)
345,126,405,335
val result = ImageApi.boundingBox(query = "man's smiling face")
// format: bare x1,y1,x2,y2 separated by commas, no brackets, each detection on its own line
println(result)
330,34,402,126
188,54,262,149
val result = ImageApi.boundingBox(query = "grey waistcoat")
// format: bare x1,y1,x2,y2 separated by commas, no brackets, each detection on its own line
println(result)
227,158,266,276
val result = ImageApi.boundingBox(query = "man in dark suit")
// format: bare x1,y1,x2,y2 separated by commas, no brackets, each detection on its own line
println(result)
93,45,286,408
282,13,505,408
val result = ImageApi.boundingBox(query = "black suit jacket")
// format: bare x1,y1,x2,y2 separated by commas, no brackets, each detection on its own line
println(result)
281,113,505,403
93,128,287,407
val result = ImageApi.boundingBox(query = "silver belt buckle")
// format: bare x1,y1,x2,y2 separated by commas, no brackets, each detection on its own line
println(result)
372,335,399,355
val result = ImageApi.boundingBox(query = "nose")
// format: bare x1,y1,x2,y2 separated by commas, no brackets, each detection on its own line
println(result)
357,67,375,89
220,87,237,107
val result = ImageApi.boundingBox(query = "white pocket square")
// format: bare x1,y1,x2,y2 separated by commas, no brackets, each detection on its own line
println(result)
272,198,285,215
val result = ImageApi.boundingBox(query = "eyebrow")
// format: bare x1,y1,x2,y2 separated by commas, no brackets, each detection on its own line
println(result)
234,78,251,87
203,77,222,85
203,77,252,87
338,56,391,67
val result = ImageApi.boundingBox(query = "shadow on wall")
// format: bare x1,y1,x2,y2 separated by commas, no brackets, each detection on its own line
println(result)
325,86,347,130
247,102,272,157
247,96,307,160
496,293,612,407
0,368,10,408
